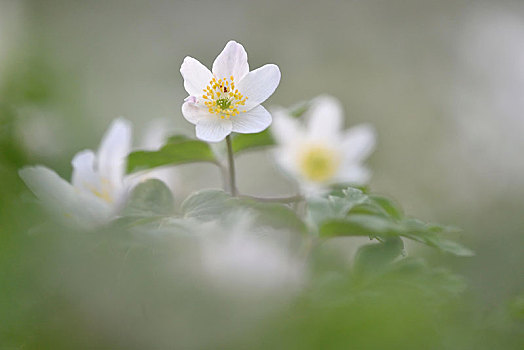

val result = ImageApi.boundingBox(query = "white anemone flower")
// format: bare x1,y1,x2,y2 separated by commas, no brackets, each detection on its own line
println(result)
199,211,304,295
180,40,281,142
271,95,376,194
20,118,133,228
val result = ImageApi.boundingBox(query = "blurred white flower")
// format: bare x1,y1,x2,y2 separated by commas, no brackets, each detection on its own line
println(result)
20,118,132,227
271,95,376,194
199,211,304,295
180,40,281,142
19,117,177,228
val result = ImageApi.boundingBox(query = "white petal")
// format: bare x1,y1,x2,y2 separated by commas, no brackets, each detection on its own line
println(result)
182,100,211,125
212,41,249,80
195,118,233,142
19,166,110,227
231,105,272,134
97,118,132,190
71,150,99,193
270,107,304,145
273,146,299,177
180,56,213,96
306,95,344,139
341,124,376,162
335,164,371,185
237,64,281,110
300,181,329,196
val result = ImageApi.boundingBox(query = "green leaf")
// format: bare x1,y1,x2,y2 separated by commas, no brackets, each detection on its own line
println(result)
111,215,167,230
403,232,474,257
309,187,472,256
401,219,474,257
378,257,467,298
308,187,368,223
127,135,216,173
319,214,403,238
122,179,174,217
181,189,233,221
181,189,307,233
238,198,307,234
231,129,275,153
353,237,404,276
368,195,403,220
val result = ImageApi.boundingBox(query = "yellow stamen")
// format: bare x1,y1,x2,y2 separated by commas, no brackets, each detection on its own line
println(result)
200,75,248,119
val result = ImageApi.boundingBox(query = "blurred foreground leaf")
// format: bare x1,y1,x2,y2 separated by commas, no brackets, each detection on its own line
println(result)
353,237,404,276
181,189,306,233
122,179,174,217
127,135,216,173
181,189,234,220
238,198,307,234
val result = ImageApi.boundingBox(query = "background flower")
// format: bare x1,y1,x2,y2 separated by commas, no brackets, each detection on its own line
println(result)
19,118,132,227
271,95,376,194
199,210,304,295
19,117,178,227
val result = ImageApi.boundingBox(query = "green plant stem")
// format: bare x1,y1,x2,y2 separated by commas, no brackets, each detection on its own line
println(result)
225,135,237,196
240,194,304,203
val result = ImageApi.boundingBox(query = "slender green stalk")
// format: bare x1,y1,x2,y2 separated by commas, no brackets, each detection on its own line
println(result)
240,194,304,204
225,135,237,196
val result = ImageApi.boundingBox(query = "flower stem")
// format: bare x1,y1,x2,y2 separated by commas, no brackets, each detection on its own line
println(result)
240,194,304,203
225,135,237,196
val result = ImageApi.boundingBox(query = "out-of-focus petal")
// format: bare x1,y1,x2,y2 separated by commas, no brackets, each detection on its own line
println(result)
335,164,371,185
71,150,99,193
306,95,344,140
300,181,329,196
273,146,300,177
271,108,304,145
97,118,132,190
341,124,376,162
19,166,110,227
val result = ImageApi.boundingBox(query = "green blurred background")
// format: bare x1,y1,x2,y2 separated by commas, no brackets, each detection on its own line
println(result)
1,0,523,348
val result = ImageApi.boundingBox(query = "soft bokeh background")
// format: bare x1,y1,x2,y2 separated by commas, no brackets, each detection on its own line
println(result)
1,0,523,348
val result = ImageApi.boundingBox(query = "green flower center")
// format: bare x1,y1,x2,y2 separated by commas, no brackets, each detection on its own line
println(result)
202,76,248,119
216,98,232,110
